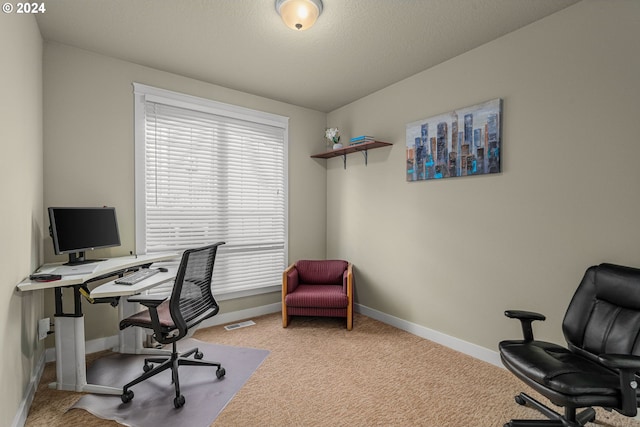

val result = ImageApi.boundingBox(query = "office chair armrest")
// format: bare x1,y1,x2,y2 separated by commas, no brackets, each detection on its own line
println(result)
127,295,168,308
599,353,640,417
504,310,546,341
126,295,169,340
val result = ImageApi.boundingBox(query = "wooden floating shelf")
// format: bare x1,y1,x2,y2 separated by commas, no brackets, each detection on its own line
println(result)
311,140,392,159
311,140,392,169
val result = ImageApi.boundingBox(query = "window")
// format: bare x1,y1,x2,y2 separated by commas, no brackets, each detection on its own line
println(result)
133,83,288,298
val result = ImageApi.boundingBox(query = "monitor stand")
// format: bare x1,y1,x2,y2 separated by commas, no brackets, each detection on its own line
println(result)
64,251,105,266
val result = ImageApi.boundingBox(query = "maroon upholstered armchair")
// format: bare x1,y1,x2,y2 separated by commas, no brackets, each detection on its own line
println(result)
282,260,353,330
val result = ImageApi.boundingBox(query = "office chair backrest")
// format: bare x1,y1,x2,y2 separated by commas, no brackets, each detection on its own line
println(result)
170,242,225,339
563,263,640,360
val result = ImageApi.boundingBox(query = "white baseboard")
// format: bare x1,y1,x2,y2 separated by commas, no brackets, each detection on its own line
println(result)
355,303,503,368
12,350,46,427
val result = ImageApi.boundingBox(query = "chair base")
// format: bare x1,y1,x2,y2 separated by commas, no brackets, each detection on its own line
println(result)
505,393,596,427
121,341,225,408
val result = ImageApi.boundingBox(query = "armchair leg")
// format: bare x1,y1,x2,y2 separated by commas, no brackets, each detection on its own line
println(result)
282,293,289,327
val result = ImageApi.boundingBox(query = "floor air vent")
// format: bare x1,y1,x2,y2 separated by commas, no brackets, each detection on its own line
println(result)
223,320,256,331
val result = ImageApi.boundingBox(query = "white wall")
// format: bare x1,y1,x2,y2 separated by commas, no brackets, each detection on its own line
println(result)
42,42,327,342
327,0,640,350
0,13,44,427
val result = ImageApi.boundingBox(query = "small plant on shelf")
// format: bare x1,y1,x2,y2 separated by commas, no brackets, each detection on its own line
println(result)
325,127,342,150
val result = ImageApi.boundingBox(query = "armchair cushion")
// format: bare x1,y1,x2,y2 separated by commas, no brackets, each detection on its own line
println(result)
285,284,348,308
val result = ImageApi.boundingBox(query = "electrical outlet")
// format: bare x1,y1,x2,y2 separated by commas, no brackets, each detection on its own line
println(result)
38,318,50,340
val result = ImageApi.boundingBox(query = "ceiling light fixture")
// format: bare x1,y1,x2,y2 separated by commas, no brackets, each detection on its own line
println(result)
275,0,323,31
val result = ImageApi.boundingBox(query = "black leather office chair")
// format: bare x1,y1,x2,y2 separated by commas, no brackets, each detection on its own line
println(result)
500,263,640,426
119,242,226,408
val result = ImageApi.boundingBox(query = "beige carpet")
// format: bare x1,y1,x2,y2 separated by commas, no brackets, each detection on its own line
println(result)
25,312,640,427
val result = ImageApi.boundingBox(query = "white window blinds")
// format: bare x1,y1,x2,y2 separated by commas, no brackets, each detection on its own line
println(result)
133,83,288,297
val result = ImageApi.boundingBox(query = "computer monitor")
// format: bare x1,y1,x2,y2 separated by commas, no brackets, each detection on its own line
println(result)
48,207,121,265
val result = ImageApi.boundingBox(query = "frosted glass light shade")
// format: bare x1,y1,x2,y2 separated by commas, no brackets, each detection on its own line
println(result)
275,0,323,31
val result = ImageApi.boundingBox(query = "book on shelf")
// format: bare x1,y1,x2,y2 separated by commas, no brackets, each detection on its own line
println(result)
349,135,375,145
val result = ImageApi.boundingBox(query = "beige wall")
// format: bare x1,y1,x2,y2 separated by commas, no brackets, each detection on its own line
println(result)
326,0,640,350
0,13,44,427
42,42,327,343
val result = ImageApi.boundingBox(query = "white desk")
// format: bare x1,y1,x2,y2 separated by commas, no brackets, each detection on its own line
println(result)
17,253,178,395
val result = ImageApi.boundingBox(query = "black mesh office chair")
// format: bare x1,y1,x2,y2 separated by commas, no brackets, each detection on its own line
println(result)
119,242,226,408
500,263,640,426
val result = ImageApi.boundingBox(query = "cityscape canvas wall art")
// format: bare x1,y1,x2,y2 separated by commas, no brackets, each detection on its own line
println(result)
406,98,502,182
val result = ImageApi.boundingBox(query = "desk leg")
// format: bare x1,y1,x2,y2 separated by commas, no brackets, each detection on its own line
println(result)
52,316,85,391
118,300,145,354
50,316,121,395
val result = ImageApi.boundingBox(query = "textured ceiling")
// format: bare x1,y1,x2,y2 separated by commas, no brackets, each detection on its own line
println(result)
35,0,580,112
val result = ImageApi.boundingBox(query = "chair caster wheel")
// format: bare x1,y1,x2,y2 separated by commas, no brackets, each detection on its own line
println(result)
216,367,226,379
121,390,134,404
174,394,185,408
143,363,153,373
514,395,526,406
195,351,203,359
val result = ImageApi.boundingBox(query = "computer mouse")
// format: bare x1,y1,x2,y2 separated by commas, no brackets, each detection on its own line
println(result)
157,267,168,272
